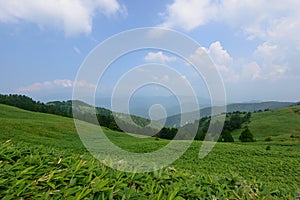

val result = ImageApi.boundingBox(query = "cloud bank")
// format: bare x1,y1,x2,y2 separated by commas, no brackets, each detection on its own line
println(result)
160,0,300,82
144,51,177,63
18,79,95,92
0,0,125,36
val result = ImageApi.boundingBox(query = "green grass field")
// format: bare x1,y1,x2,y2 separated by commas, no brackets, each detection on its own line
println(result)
0,104,300,199
232,105,300,141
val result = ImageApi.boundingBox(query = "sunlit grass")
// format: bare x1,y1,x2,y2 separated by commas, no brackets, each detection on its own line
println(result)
0,104,300,198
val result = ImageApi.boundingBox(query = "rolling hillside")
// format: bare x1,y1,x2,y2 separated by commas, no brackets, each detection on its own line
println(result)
2,103,300,145
0,104,83,150
0,104,300,198
47,100,163,129
232,105,300,141
0,104,163,153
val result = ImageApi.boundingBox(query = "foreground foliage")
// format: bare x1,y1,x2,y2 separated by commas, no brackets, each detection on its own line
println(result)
1,104,300,199
0,140,295,199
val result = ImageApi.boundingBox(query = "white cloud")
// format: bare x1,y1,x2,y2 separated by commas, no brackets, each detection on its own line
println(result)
217,1,300,44
0,0,125,37
161,1,300,81
254,42,288,79
241,62,261,80
255,42,280,60
18,79,95,92
74,80,96,89
160,0,217,31
160,0,300,42
144,51,177,63
207,42,232,64
188,43,237,83
204,41,233,73
188,41,290,83
196,41,237,82
160,2,300,52
53,79,73,88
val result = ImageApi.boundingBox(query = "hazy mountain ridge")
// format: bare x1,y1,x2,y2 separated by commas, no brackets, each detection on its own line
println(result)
96,95,211,119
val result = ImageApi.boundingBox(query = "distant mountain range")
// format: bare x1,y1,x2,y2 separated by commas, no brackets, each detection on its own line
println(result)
95,95,211,120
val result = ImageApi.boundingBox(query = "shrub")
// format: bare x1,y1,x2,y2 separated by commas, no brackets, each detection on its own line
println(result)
239,127,254,142
219,130,234,142
265,137,273,142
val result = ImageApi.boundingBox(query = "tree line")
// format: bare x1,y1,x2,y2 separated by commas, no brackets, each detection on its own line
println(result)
0,94,157,136
0,94,70,117
0,94,254,142
179,112,253,142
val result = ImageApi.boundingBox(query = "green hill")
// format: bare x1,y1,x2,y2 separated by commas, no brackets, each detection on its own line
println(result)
2,102,299,145
0,104,83,150
232,105,300,141
48,100,163,130
0,94,164,136
1,104,300,199
0,104,163,153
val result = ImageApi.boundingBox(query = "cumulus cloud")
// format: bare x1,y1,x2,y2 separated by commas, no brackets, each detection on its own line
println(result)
241,62,261,80
207,42,232,63
144,51,177,63
254,42,288,79
160,0,300,43
204,41,233,73
218,1,300,44
188,41,289,83
18,79,96,92
160,0,300,55
161,1,300,81
194,41,237,82
160,0,217,31
0,0,125,37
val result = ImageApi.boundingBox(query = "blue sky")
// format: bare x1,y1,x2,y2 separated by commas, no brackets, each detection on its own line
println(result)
0,0,300,103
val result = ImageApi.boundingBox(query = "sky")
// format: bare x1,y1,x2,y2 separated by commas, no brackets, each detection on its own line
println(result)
1,0,300,104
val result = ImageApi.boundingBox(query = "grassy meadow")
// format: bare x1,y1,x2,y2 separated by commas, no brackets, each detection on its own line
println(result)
232,105,300,141
0,104,300,199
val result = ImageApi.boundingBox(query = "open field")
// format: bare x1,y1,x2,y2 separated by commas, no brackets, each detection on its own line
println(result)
232,105,300,141
0,104,300,199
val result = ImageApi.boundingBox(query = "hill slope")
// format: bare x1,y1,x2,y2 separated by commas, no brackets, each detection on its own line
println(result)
0,94,163,134
0,104,300,198
231,105,300,141
48,100,163,130
0,104,162,152
0,104,83,150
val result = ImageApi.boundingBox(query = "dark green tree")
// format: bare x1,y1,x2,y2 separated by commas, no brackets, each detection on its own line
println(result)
239,127,254,142
219,130,234,142
156,127,177,140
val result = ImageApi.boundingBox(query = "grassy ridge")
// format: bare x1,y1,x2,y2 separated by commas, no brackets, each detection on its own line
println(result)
0,104,164,153
0,104,84,151
1,104,300,198
249,106,300,140
232,105,300,141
